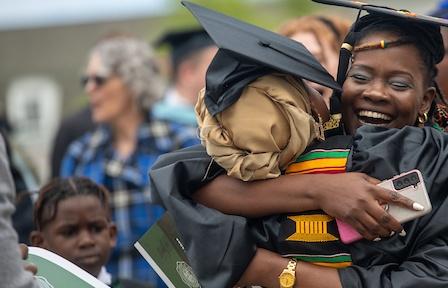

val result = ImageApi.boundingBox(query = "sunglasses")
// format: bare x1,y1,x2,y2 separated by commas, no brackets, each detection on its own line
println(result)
80,75,109,88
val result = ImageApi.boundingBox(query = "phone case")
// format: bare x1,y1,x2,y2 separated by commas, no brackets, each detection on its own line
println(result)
336,218,362,244
336,169,432,244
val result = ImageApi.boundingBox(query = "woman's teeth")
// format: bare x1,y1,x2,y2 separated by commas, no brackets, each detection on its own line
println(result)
358,110,391,120
357,110,392,125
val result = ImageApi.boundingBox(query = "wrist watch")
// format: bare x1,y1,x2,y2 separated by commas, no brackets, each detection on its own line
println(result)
278,259,297,288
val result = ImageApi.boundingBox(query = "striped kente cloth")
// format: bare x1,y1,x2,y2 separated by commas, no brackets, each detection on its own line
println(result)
277,137,353,268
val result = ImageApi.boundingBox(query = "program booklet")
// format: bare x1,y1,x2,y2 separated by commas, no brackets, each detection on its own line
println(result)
27,247,110,288
134,212,201,288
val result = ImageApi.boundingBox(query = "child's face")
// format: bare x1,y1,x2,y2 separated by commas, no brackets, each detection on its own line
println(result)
31,195,116,277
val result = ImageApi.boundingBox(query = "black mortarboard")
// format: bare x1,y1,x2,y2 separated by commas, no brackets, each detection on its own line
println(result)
181,1,341,116
155,28,215,71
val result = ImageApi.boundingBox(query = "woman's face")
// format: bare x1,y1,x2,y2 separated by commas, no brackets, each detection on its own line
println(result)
291,31,339,107
342,31,435,135
84,53,136,124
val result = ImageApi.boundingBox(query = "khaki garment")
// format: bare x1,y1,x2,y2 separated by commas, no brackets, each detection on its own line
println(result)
196,73,318,181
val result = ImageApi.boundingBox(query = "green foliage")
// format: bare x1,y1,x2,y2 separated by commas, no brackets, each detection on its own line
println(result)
158,0,315,32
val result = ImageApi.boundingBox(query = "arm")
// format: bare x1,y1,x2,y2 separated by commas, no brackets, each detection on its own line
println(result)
241,127,448,287
0,135,38,288
241,218,448,288
194,172,415,240
237,248,342,288
149,146,256,287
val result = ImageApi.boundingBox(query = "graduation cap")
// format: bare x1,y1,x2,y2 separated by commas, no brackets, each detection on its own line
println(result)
155,28,215,71
313,0,448,27
181,1,341,116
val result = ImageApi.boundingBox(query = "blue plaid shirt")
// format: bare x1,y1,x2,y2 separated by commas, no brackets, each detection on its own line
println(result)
60,116,199,286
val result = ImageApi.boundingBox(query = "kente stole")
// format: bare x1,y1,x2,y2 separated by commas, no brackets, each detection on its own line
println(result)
278,136,353,268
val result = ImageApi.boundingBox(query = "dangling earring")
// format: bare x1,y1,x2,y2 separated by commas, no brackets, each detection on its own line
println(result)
417,112,428,126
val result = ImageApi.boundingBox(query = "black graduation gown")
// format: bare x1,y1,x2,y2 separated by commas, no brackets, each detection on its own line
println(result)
149,125,448,288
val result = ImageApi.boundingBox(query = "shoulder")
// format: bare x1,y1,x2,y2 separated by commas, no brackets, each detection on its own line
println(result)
144,119,200,150
62,128,109,170
65,130,96,157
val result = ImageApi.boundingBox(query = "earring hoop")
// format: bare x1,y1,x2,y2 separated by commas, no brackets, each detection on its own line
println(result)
418,112,428,125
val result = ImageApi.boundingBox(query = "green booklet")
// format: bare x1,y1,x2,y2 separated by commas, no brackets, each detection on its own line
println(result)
27,247,110,288
134,212,201,288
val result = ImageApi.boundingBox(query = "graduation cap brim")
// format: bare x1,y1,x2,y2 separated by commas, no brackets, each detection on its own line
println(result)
154,28,214,69
154,28,210,48
181,1,341,92
313,0,448,27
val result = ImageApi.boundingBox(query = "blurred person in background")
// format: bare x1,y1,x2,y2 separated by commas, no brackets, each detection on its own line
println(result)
278,15,350,107
0,132,38,288
50,106,94,178
0,116,38,244
152,28,217,127
430,0,448,131
431,0,448,99
60,33,198,286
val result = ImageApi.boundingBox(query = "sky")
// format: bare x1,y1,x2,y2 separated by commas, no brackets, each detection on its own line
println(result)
0,0,172,31
0,0,441,31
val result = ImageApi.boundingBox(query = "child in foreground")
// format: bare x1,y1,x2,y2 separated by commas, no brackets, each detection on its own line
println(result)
30,177,153,288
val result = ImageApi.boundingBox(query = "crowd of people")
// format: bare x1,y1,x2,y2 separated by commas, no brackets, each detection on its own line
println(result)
3,0,448,288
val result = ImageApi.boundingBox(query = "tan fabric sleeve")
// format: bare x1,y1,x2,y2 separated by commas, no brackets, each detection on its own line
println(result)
196,74,317,181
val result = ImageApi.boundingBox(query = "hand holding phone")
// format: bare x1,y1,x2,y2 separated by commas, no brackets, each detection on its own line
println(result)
336,169,432,244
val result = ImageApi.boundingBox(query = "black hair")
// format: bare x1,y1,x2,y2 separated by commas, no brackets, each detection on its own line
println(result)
356,23,437,87
33,177,111,231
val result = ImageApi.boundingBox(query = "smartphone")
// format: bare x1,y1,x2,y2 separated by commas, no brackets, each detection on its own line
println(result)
336,169,432,244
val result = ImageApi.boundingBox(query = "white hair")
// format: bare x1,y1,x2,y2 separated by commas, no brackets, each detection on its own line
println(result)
89,35,165,110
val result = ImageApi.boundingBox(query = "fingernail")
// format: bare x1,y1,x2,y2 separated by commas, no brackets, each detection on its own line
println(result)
390,231,395,237
373,237,381,242
399,229,406,237
413,202,425,211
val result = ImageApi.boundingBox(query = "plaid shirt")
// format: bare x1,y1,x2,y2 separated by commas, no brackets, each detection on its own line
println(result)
60,116,199,286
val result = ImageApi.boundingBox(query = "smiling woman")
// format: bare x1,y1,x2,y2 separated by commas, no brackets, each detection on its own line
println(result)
342,30,435,134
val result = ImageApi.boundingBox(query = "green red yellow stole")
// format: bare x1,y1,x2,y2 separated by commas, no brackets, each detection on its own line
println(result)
278,137,352,268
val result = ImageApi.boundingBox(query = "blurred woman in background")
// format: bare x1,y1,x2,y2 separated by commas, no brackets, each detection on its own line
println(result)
278,15,350,107
61,34,198,286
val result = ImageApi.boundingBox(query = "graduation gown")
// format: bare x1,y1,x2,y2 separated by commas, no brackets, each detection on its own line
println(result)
149,125,448,288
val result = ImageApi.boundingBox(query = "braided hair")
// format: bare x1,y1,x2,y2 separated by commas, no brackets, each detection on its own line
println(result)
33,177,111,231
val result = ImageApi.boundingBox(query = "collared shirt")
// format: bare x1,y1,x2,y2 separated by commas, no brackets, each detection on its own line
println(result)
98,266,112,285
152,87,198,126
60,115,199,286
